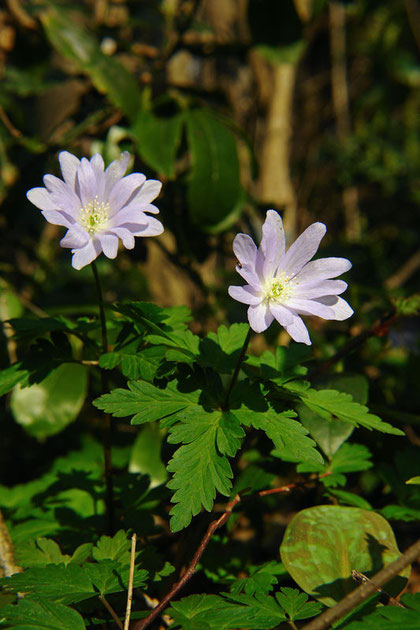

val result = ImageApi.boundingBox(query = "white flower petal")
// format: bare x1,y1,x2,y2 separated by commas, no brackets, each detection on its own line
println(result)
129,216,164,237
315,296,354,321
294,279,348,299
233,233,261,289
98,233,119,259
131,179,163,204
279,222,327,277
284,313,312,345
60,225,90,249
111,227,135,249
71,239,102,270
108,173,147,214
41,209,74,227
259,210,286,279
228,285,262,305
43,175,80,216
90,153,105,201
285,297,335,319
77,158,98,206
104,152,130,197
27,187,56,211
247,302,274,333
295,257,352,283
268,302,295,326
59,151,80,187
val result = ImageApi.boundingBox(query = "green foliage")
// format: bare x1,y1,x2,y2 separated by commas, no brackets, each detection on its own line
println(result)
133,109,184,178
342,593,420,629
280,505,410,607
0,599,86,630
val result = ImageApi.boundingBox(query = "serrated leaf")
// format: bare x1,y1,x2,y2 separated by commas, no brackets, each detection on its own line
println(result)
198,324,250,374
94,379,201,425
84,560,147,596
327,489,372,510
275,587,323,621
298,374,368,457
301,389,403,435
229,562,284,596
92,530,132,564
185,109,242,230
1,599,86,630
15,538,71,568
133,109,184,177
343,593,420,629
280,505,410,607
99,346,167,381
0,363,28,396
167,410,242,531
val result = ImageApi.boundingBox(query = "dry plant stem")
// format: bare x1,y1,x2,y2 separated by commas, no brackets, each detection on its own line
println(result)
309,309,397,380
91,261,114,535
222,326,252,410
124,534,137,630
99,595,123,630
132,473,330,630
0,510,22,577
300,537,420,630
351,569,405,608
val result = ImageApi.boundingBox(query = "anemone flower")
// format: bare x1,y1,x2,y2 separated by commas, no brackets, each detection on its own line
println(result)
27,151,163,269
228,210,353,344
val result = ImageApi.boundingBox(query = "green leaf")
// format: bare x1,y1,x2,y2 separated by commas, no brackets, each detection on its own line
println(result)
229,562,284,595
99,346,167,381
167,410,243,531
133,110,184,177
275,587,323,621
280,505,410,607
94,379,201,425
41,7,140,121
0,599,86,630
298,375,368,457
406,476,420,485
185,109,243,231
15,538,71,568
129,424,168,486
343,593,420,629
198,324,250,374
0,363,28,397
10,363,88,439
84,560,148,596
301,389,403,435
92,530,133,564
326,489,373,510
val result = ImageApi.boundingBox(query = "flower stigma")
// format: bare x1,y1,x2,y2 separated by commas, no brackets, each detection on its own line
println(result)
79,196,110,235
265,272,295,303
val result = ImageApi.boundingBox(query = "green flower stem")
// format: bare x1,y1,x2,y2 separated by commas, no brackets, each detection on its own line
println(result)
91,261,114,535
222,326,252,410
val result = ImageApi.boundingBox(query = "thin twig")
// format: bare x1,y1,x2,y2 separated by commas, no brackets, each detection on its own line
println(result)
132,473,330,630
309,309,397,380
124,534,137,630
300,537,420,630
0,510,22,578
99,595,123,630
351,569,405,608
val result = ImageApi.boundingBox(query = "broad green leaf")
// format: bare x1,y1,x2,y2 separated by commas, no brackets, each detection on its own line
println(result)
298,375,369,457
133,110,184,177
94,379,201,425
167,410,244,531
275,587,323,621
41,7,140,121
301,388,403,435
280,505,410,607
185,109,243,231
10,363,88,438
1,599,86,630
129,424,168,486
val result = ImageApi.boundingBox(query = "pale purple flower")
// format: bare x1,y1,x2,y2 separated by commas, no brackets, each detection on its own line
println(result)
27,151,163,270
228,210,353,345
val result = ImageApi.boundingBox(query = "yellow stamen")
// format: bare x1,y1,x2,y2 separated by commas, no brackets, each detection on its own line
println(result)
265,272,295,302
79,196,110,234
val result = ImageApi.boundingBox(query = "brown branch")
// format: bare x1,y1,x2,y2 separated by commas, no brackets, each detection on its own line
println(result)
300,537,420,630
351,569,405,608
132,473,330,630
124,534,137,630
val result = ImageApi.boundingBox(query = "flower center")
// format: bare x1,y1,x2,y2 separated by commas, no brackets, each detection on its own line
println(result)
79,196,110,235
265,272,295,303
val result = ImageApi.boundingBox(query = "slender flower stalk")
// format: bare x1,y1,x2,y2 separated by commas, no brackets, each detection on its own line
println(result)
229,210,353,344
222,326,252,410
91,260,114,534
